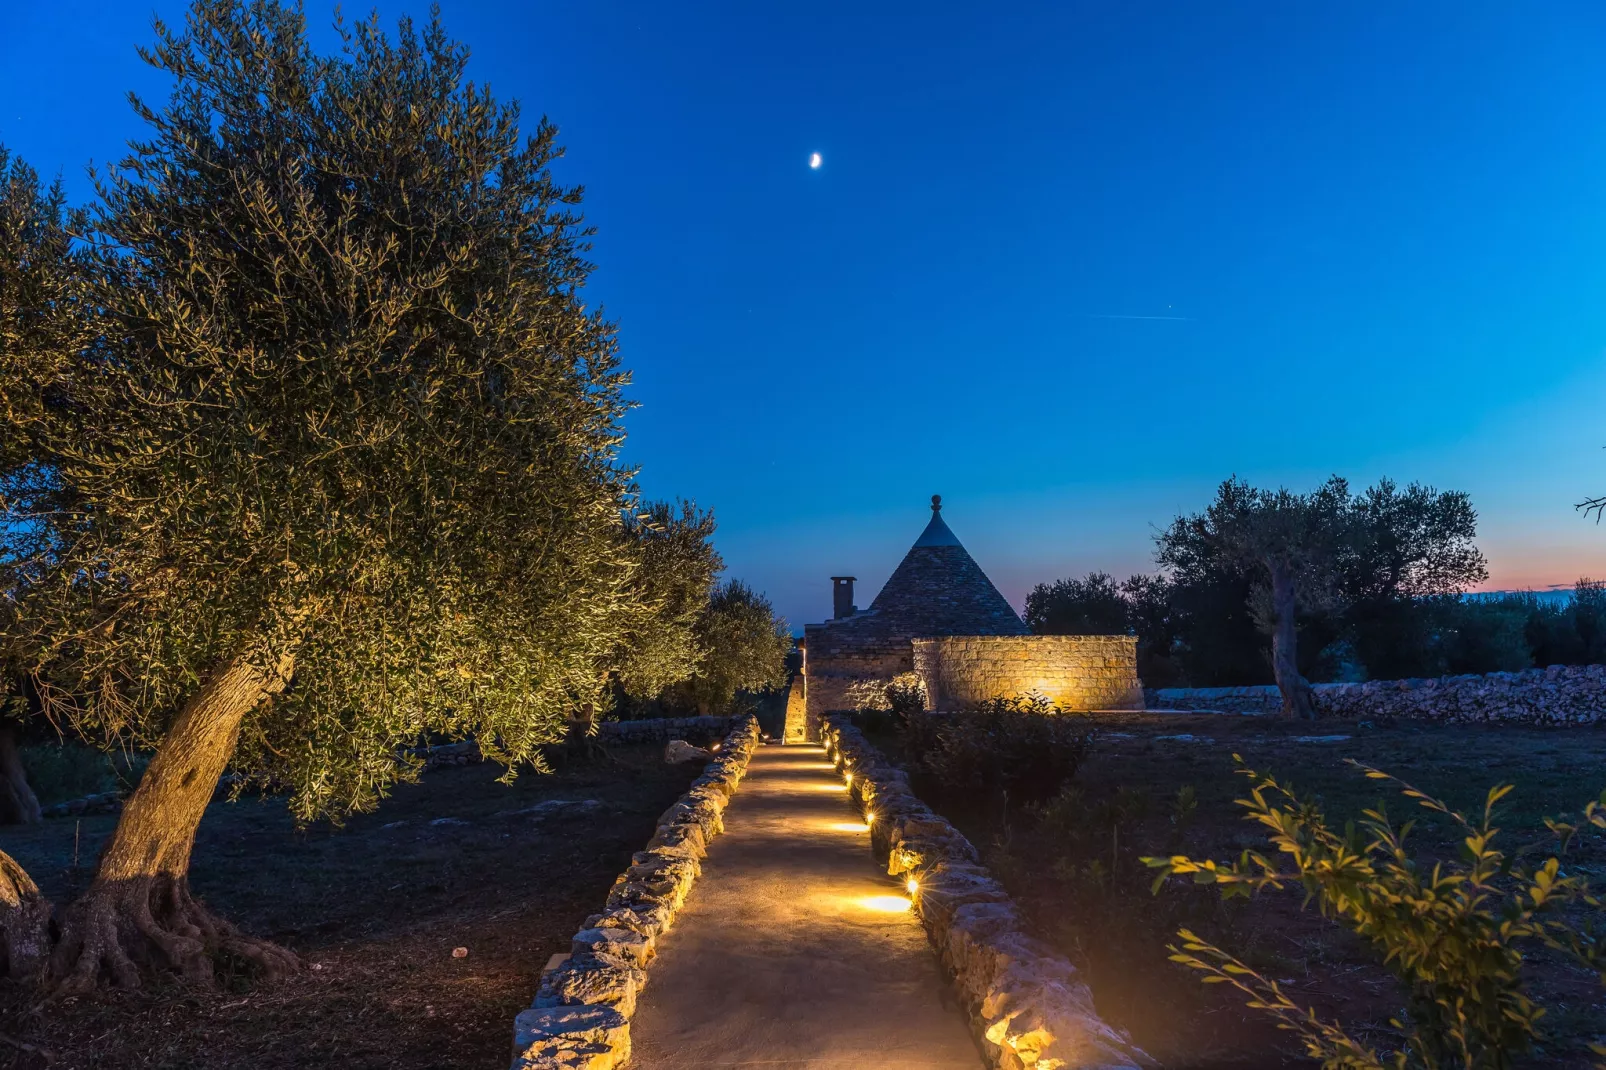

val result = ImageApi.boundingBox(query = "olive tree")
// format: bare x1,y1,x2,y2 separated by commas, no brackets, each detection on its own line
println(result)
612,501,721,701
0,147,81,828
5,1,647,992
1159,478,1350,718
682,580,792,714
1159,476,1485,717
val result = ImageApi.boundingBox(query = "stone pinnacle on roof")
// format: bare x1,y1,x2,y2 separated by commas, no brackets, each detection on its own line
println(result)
866,495,1029,636
912,493,962,548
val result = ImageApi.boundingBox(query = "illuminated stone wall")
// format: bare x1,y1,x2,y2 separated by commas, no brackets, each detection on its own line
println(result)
800,635,911,741
913,635,1142,712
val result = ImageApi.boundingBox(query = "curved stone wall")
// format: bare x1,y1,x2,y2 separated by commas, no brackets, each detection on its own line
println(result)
914,635,1143,712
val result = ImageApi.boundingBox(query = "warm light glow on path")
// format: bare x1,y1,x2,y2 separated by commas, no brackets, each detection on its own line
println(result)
628,743,979,1067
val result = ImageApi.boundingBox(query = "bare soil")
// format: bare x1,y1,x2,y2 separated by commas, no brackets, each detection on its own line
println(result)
0,744,700,1070
878,713,1606,1069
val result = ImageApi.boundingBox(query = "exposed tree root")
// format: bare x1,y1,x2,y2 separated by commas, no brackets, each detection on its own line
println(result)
46,875,297,995
0,849,52,980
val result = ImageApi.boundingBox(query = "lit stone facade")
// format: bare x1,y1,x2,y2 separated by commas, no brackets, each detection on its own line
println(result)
786,497,1143,741
913,635,1143,711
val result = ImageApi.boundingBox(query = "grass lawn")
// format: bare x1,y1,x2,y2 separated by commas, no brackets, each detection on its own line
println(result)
875,712,1606,1069
0,743,700,1070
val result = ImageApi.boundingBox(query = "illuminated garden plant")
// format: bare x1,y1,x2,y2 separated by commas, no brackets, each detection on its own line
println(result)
0,0,710,992
1143,759,1606,1069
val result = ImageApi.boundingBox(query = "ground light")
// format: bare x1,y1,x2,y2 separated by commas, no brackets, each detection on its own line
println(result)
906,877,919,894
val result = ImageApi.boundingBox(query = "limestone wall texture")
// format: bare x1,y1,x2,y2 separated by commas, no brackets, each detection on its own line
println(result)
821,714,1148,1070
801,634,912,740
1147,663,1606,724
510,715,762,1070
914,635,1144,712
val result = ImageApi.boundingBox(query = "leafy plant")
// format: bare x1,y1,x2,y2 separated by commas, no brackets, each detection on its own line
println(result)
904,695,1093,813
18,743,148,805
1144,759,1606,1069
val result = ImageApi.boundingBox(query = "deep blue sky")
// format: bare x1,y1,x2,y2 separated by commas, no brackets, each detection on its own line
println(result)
4,2,1605,629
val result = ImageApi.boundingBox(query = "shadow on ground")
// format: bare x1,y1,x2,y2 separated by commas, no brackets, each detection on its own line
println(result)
0,744,698,1070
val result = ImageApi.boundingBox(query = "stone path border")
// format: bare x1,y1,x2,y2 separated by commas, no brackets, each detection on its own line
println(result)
821,714,1150,1070
509,714,761,1069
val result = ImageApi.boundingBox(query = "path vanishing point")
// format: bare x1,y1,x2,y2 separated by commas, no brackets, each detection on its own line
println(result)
628,743,984,1069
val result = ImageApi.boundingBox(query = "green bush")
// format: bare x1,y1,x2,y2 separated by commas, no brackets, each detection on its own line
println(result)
1145,760,1606,1069
20,742,147,805
903,695,1093,814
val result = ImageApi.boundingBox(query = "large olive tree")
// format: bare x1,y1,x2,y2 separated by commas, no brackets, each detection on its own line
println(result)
1159,476,1485,718
5,1,648,992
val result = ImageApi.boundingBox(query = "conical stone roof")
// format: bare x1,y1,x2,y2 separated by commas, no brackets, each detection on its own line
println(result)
864,496,1029,637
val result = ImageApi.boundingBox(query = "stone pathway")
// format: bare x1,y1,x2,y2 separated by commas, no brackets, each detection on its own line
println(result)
628,743,983,1069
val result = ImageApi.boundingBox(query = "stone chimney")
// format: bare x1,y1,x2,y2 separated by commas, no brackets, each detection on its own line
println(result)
831,576,856,620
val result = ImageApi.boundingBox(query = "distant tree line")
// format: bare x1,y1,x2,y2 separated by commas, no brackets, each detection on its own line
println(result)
1028,477,1603,716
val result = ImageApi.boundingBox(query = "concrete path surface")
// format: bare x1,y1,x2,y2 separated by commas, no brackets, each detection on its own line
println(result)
628,743,983,1069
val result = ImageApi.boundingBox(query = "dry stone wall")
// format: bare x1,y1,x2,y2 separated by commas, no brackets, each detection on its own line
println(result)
1148,664,1606,724
802,635,912,739
915,636,1143,712
509,715,762,1070
821,714,1149,1070
595,716,735,744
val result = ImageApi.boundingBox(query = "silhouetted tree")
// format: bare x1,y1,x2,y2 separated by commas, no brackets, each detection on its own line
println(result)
1159,478,1350,718
1025,571,1186,686
1024,572,1129,635
1341,479,1487,679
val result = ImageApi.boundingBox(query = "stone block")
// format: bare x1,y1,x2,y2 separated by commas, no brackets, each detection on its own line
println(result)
511,1005,630,1070
572,926,653,968
535,953,646,1019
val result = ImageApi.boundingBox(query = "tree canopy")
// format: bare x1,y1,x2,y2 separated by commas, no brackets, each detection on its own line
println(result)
612,501,722,701
679,580,792,715
0,0,724,991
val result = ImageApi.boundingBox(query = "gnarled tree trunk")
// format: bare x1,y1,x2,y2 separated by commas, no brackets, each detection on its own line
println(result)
0,723,42,824
0,848,51,979
47,649,299,993
1267,562,1315,720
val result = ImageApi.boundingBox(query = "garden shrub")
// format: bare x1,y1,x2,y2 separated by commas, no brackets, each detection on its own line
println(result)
846,672,927,739
21,742,147,805
1145,760,1606,1069
903,694,1093,813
